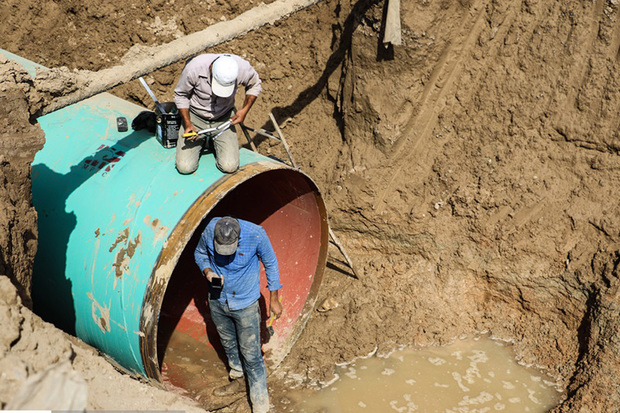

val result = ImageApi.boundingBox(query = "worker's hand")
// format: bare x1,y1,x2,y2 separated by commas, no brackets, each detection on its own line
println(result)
231,108,248,125
204,269,223,284
269,295,283,320
183,124,198,140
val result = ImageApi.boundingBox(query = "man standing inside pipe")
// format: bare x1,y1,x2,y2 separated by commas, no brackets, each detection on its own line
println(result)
194,216,282,413
174,53,262,174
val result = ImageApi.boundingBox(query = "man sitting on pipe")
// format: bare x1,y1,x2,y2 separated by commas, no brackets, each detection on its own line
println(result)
174,53,262,174
194,216,282,413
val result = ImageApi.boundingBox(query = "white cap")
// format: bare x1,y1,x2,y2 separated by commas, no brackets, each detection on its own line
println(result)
211,54,239,98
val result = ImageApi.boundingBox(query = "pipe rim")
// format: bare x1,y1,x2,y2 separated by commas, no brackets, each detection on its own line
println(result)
139,160,328,383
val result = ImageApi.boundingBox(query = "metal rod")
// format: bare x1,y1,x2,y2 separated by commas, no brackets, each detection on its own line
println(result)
240,124,258,152
269,112,298,169
242,125,280,141
138,77,166,114
248,113,360,279
328,227,360,279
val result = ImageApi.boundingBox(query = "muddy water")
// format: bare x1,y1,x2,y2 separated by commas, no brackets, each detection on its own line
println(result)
289,338,562,412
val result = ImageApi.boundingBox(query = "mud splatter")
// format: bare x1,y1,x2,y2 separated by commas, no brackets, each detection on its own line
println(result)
109,228,130,253
87,292,111,334
143,215,170,245
110,230,142,289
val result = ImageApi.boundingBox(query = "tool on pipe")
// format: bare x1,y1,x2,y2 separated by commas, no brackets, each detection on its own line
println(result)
182,120,233,140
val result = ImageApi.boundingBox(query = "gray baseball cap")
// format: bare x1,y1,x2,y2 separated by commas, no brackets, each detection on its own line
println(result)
214,217,240,255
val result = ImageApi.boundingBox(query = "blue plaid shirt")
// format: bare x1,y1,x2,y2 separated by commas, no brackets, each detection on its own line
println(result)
194,218,282,310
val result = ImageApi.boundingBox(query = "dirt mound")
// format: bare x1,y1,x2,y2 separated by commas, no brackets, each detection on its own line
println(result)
0,275,208,411
2,0,620,411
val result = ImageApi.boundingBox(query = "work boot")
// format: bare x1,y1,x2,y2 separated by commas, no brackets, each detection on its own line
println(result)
213,377,246,397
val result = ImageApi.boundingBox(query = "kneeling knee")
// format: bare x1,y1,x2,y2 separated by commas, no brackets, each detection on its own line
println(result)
176,161,198,175
217,159,239,174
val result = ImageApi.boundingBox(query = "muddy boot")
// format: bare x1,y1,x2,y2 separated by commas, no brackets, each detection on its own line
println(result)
213,377,246,397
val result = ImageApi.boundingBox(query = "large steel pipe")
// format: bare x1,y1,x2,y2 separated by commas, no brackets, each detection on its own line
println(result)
6,50,328,395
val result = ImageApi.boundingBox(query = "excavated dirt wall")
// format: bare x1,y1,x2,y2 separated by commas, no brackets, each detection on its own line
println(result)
1,0,620,411
0,59,44,306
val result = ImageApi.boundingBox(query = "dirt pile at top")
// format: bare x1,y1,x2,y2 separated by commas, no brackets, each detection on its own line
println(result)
0,272,207,411
2,0,620,411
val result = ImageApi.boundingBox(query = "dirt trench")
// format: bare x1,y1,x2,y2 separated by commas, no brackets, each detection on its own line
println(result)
2,0,620,411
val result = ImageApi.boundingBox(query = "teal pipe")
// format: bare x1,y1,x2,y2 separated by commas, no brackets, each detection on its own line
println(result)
5,50,328,386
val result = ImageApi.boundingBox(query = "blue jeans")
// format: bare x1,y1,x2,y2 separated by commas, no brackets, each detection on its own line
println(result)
209,299,269,413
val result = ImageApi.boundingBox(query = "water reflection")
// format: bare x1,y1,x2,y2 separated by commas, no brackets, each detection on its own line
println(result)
291,338,562,412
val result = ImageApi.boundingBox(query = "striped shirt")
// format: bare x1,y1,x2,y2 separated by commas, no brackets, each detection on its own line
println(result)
174,54,262,120
194,217,281,310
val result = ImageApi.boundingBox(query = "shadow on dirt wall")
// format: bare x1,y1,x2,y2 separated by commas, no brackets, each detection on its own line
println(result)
248,0,379,147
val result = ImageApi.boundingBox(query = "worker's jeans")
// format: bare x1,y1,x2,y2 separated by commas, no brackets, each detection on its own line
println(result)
209,299,270,413
176,110,239,174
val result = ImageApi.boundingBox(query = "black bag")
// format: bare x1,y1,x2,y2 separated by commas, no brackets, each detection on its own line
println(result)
131,111,157,133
